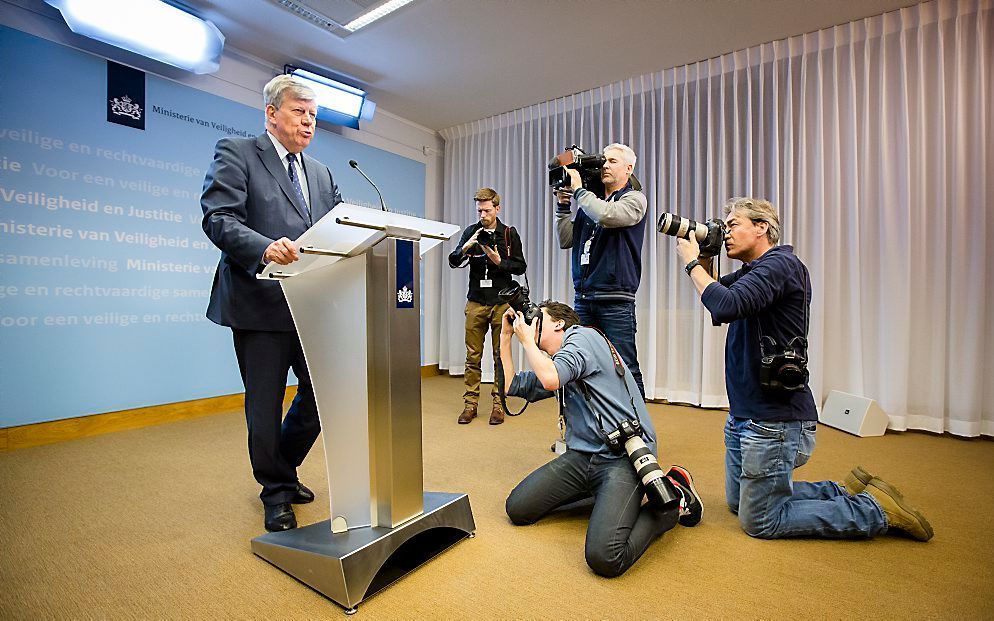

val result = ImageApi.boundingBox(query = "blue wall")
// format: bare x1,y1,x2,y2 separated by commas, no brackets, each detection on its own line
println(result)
0,26,425,427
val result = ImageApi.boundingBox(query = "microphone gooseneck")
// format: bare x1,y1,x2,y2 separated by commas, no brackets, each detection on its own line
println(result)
349,160,387,211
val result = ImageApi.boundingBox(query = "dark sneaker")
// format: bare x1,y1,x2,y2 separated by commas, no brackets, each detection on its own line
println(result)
841,465,874,495
865,477,934,541
666,465,703,527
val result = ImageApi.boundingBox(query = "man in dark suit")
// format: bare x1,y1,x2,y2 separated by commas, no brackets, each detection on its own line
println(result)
202,75,343,532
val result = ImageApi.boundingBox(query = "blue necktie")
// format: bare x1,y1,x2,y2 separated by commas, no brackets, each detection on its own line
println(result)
286,153,310,221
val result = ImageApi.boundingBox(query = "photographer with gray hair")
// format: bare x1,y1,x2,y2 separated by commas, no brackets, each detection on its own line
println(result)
674,196,933,542
202,74,343,533
555,142,649,398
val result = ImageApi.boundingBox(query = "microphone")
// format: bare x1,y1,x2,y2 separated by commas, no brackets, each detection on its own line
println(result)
349,159,388,212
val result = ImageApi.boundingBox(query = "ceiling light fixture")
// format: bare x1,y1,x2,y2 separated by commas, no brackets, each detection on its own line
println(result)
272,0,346,31
344,0,416,32
45,0,224,74
286,66,375,129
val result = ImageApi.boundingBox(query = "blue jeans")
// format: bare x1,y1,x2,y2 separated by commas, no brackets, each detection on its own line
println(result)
506,450,677,577
574,299,645,398
724,415,887,539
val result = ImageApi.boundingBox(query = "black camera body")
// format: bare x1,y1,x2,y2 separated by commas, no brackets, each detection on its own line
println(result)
476,229,496,248
604,418,681,511
498,282,541,323
657,213,727,258
548,145,607,197
759,336,810,392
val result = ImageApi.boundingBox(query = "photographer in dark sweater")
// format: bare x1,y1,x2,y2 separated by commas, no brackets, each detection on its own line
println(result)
448,187,526,425
676,197,932,542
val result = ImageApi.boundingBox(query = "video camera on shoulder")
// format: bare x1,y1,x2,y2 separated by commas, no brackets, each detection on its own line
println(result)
548,145,606,196
759,336,809,392
548,145,643,198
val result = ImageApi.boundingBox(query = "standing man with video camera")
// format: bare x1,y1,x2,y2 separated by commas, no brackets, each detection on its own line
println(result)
675,197,932,541
555,143,648,398
448,188,526,425
498,299,702,577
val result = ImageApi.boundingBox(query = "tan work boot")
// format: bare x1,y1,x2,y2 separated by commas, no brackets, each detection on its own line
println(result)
841,465,874,495
489,402,505,425
458,404,477,424
865,477,934,541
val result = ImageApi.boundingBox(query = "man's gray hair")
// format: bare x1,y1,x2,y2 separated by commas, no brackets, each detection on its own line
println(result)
603,143,636,167
263,75,316,110
723,197,782,245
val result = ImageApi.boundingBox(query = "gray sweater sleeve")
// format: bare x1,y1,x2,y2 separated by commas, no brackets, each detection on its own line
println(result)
575,188,647,228
555,205,574,249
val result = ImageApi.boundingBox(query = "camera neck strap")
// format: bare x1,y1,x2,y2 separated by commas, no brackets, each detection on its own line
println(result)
578,326,642,440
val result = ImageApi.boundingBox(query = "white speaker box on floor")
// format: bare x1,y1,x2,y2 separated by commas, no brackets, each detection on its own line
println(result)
819,390,890,437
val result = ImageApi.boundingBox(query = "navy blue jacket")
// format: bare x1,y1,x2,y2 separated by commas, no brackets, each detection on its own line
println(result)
701,245,817,422
556,182,648,301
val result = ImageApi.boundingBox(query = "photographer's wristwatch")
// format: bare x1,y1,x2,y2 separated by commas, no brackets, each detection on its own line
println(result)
684,258,701,276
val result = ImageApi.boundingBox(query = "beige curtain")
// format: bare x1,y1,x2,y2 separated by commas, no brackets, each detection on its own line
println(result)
438,0,992,436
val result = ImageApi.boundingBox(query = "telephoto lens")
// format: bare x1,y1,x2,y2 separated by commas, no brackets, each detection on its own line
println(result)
605,419,681,510
656,213,727,258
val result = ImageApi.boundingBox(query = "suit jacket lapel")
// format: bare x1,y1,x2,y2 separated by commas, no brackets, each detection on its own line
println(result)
301,152,329,221
255,134,310,224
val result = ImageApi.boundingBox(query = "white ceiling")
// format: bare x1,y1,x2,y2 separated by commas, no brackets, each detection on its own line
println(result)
45,0,925,131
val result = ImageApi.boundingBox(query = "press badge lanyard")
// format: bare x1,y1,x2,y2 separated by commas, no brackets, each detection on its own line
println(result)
478,226,506,289
480,263,492,289
580,228,597,267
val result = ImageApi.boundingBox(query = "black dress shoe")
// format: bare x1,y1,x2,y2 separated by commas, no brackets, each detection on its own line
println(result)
264,503,297,532
292,483,315,504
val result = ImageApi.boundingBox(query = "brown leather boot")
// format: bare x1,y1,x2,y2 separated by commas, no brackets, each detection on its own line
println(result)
458,404,477,424
489,402,505,425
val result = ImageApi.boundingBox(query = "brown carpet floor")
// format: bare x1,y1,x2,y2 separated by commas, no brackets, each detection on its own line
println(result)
1,374,992,619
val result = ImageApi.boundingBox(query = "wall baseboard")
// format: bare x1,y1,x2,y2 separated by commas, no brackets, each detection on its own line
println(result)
1,366,445,452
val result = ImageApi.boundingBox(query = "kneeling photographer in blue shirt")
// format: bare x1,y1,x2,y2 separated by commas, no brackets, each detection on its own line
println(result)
499,299,702,577
674,196,932,541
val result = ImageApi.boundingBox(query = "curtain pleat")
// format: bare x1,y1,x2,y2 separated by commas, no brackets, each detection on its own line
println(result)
437,0,992,436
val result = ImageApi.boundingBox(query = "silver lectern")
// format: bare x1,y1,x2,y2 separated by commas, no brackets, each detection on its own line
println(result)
251,205,474,614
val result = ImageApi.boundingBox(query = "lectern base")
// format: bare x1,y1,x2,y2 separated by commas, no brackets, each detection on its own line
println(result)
251,492,475,613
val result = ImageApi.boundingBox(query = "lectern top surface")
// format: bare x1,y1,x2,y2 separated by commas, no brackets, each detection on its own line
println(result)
259,204,459,279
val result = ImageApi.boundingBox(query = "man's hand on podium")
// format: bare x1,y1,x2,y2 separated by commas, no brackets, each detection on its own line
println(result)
264,237,300,265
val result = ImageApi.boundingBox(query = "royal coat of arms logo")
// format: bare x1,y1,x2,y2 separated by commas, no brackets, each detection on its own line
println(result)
109,95,143,121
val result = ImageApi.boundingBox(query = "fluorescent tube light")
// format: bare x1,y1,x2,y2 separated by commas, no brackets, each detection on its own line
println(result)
344,0,415,32
287,67,373,128
46,0,224,74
